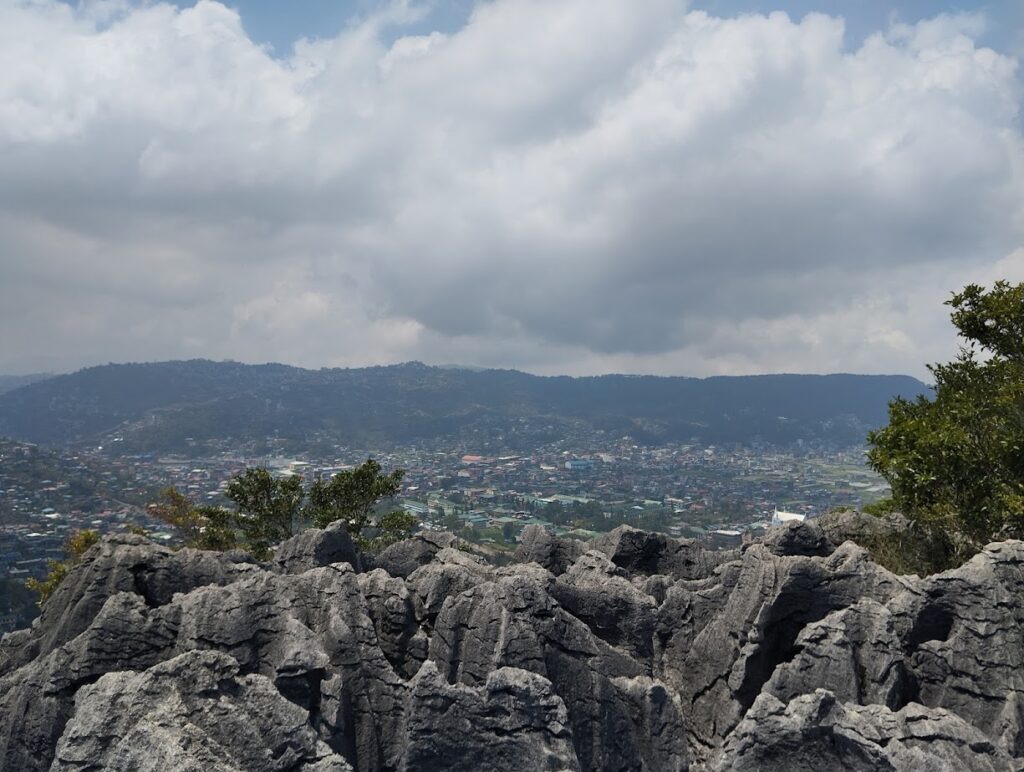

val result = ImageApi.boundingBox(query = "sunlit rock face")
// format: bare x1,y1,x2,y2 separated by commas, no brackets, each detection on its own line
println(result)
2,522,1022,771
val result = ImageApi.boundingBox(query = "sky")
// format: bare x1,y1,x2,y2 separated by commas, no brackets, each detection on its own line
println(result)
1,0,1022,379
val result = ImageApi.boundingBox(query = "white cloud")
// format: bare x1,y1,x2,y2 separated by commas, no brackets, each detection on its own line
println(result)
0,0,1021,378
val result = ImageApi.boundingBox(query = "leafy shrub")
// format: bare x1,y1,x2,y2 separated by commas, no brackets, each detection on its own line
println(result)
867,281,1024,570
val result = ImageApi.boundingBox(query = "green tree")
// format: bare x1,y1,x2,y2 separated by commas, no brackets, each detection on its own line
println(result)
306,459,404,536
364,510,418,551
149,487,205,545
867,281,1024,569
190,505,240,551
150,487,239,552
26,529,100,606
226,469,306,559
149,461,410,558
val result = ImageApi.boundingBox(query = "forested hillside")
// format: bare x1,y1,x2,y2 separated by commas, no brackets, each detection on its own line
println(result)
0,361,927,452
0,374,51,397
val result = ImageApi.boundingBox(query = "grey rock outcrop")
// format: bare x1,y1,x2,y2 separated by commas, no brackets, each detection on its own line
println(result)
760,519,832,557
371,530,459,578
274,520,363,574
718,689,1016,772
888,541,1024,754
755,539,1024,761
659,541,914,760
592,525,736,580
817,508,913,548
0,534,257,675
514,525,586,575
400,662,579,772
764,599,911,710
551,550,658,663
51,650,352,771
357,569,428,679
2,523,1023,771
427,570,686,770
405,547,493,623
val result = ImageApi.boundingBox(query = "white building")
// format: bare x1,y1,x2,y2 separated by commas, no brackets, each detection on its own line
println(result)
771,509,806,525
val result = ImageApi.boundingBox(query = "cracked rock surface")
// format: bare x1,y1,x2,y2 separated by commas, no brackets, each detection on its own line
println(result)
51,649,352,772
1,522,1022,770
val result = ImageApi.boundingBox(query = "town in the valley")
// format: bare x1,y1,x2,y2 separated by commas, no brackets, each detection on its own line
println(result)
0,434,888,632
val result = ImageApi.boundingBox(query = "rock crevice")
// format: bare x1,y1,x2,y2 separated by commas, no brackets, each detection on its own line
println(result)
1,521,1021,771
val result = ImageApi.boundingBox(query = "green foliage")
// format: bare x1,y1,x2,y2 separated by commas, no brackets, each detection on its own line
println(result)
860,498,897,517
306,459,405,535
26,529,100,606
868,281,1024,569
149,487,205,545
362,510,418,551
190,505,240,551
226,469,305,559
853,526,952,577
149,459,409,558
150,488,239,552
948,281,1024,361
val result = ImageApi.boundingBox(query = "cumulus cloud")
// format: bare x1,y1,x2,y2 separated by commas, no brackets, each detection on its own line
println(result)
0,0,1021,377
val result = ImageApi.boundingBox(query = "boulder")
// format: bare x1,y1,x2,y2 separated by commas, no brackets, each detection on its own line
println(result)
718,689,1015,772
513,525,585,575
760,519,832,557
274,521,363,574
51,650,352,771
591,525,735,580
816,509,912,548
372,531,459,578
400,662,579,772
551,550,658,663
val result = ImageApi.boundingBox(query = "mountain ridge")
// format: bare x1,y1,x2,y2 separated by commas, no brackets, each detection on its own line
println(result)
0,373,53,397
0,360,928,451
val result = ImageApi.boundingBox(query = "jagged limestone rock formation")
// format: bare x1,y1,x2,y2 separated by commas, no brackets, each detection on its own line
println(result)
760,518,832,557
274,520,363,575
1,521,1022,771
718,688,1018,771
371,531,459,578
51,650,352,771
816,509,914,548
513,524,585,575
0,534,258,676
591,525,737,580
400,662,579,771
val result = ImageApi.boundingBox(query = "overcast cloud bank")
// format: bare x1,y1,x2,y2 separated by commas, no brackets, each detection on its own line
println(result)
1,0,1022,377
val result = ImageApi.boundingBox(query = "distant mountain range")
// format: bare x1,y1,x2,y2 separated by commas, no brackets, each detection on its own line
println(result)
0,374,52,397
0,360,928,452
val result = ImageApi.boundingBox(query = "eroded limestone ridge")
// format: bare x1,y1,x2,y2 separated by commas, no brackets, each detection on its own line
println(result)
1,515,1022,771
